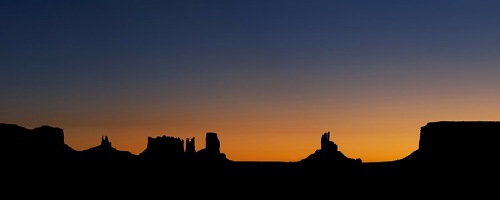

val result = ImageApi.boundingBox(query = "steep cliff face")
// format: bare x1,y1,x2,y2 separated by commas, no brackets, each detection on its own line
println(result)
137,132,229,163
195,132,228,162
139,135,185,161
403,121,500,166
185,137,195,155
422,121,498,161
0,123,76,162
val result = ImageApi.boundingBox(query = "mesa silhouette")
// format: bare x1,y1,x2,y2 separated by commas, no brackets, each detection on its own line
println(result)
2,121,498,192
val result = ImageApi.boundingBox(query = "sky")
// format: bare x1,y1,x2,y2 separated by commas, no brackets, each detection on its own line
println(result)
2,0,500,162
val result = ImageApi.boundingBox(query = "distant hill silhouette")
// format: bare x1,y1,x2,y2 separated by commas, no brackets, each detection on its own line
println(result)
2,121,498,195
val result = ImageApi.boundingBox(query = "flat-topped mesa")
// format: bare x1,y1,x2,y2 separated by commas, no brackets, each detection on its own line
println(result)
139,135,185,161
32,125,65,147
414,121,500,162
0,123,76,162
399,121,500,176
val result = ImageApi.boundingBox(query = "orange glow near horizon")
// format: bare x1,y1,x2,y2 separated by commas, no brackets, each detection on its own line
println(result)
11,94,500,163
4,0,500,164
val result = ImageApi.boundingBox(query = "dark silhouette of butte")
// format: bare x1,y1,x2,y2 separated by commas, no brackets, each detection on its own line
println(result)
2,121,499,194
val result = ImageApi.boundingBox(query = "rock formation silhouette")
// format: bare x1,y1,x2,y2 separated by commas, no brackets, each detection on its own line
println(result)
2,121,499,193
300,131,361,165
397,121,500,178
79,135,136,163
185,137,195,155
135,132,229,166
138,135,185,162
0,123,77,164
195,132,228,163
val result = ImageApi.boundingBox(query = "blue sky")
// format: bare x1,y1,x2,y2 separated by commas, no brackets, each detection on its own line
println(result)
2,0,500,161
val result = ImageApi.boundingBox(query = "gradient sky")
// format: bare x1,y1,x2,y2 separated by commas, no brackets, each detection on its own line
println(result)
2,0,500,162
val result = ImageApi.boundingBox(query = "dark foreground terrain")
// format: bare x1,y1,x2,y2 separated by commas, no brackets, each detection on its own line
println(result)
5,158,496,198
2,121,499,197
